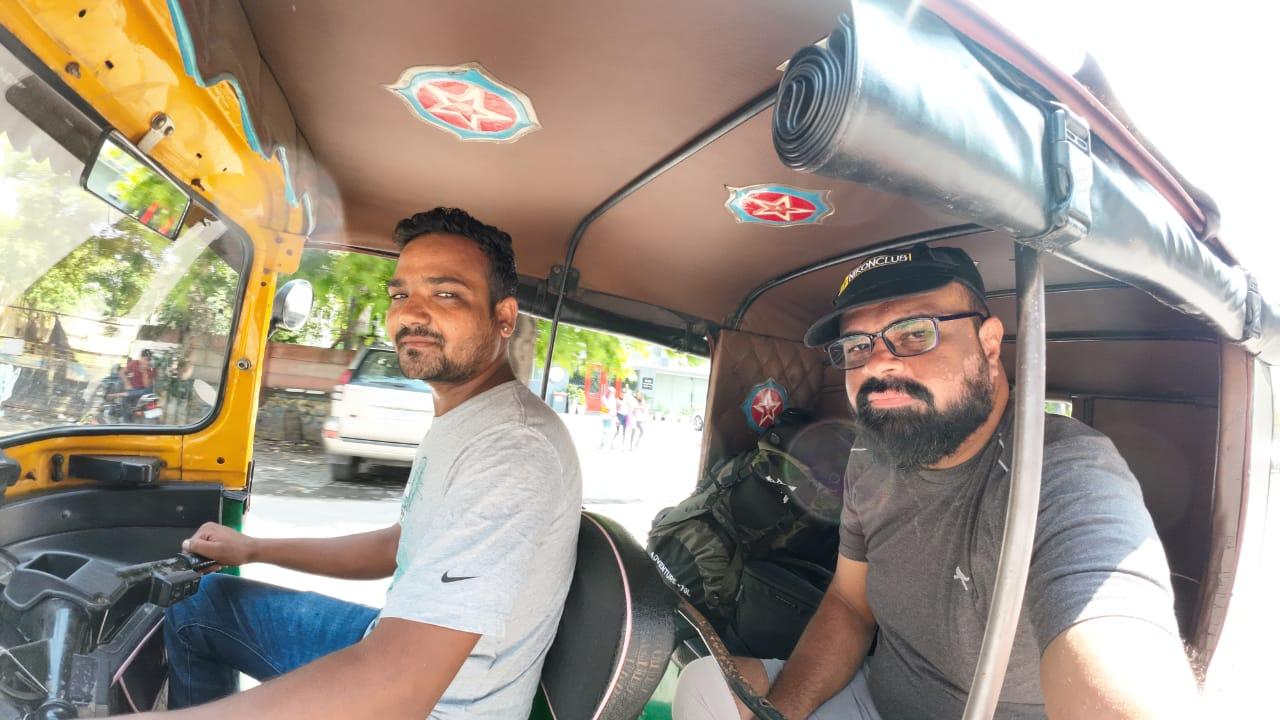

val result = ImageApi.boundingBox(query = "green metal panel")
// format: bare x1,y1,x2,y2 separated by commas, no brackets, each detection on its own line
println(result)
527,661,679,719
638,661,678,719
528,687,553,720
219,496,244,576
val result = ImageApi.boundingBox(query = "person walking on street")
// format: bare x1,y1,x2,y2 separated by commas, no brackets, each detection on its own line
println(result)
599,385,618,448
629,394,648,451
613,388,635,448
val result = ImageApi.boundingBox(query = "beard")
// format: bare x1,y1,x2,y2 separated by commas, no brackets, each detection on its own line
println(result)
396,324,496,383
853,358,994,472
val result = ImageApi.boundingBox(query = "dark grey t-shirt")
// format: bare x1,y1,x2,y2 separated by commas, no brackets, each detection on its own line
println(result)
840,409,1178,719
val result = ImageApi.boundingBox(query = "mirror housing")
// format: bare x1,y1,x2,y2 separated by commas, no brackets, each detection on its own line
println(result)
269,279,314,337
0,447,19,494
82,132,192,239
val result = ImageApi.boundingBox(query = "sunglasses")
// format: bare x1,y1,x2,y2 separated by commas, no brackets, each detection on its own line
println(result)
825,313,986,370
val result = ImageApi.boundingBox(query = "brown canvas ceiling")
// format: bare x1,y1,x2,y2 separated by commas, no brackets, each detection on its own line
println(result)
237,0,1209,345
243,0,847,262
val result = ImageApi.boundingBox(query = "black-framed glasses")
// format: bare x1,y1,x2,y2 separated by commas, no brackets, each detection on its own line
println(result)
825,313,986,370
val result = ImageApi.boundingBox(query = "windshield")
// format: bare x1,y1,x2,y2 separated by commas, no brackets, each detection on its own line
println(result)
352,350,431,393
0,44,247,439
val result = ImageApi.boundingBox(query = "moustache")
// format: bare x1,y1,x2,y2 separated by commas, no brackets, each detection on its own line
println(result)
395,326,444,345
856,376,934,411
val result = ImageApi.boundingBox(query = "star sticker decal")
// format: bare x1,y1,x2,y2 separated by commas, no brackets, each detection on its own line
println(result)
387,63,540,143
419,82,513,132
753,389,783,425
742,378,791,433
725,184,833,227
745,194,814,223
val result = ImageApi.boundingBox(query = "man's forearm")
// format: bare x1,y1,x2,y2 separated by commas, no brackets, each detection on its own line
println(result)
767,590,876,718
134,618,477,720
253,526,399,579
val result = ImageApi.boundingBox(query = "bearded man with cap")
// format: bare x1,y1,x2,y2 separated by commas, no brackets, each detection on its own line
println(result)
673,245,1200,719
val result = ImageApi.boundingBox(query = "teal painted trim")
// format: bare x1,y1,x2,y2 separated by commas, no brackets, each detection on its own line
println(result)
164,0,199,79
208,73,266,157
300,191,316,235
275,146,298,206
163,0,301,207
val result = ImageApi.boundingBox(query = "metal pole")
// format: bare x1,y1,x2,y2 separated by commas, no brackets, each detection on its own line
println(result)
961,242,1046,720
538,87,778,399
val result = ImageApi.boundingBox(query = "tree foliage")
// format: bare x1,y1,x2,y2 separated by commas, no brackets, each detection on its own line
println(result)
275,249,397,348
1,138,239,341
533,318,628,377
530,319,707,380
22,232,164,316
111,153,190,237
154,251,239,335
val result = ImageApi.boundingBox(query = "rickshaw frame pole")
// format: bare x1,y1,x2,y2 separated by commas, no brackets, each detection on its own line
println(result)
538,87,777,399
962,242,1046,720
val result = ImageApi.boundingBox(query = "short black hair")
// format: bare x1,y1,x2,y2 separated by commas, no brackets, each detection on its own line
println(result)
141,349,152,358
392,207,518,305
953,281,991,332
960,283,990,316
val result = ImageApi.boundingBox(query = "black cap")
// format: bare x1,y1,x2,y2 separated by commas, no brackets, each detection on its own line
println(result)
804,244,985,347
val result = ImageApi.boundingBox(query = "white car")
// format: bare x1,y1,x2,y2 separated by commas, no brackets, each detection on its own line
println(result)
322,345,433,481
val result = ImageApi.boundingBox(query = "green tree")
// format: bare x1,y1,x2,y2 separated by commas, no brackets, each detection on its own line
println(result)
22,231,164,316
530,320,709,381
276,249,397,348
111,155,190,237
153,250,239,336
533,319,628,378
0,136,181,333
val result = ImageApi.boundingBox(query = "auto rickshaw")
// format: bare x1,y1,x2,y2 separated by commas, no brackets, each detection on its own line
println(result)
0,0,1273,717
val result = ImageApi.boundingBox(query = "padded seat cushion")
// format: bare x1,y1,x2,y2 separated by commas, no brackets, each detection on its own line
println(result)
540,512,677,720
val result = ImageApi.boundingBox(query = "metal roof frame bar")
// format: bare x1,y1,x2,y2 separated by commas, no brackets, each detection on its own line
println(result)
538,87,777,398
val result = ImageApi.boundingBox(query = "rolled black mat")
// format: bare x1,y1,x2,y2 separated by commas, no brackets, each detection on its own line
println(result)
770,1,1269,368
772,15,855,175
771,3,1054,237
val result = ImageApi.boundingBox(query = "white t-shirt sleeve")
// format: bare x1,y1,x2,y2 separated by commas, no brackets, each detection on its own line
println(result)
381,426,566,637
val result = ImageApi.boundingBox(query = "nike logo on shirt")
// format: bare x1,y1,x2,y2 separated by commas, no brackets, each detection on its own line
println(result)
441,571,477,583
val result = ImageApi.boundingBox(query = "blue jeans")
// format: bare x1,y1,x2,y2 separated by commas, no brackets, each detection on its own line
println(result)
163,573,379,708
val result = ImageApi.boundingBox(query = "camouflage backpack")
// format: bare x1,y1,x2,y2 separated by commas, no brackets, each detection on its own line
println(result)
647,411,854,653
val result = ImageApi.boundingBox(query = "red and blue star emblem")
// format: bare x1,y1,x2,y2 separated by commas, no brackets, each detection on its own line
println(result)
725,184,833,227
387,63,540,143
742,378,790,433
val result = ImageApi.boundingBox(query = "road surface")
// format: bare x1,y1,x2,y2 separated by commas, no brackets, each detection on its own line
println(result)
244,412,704,604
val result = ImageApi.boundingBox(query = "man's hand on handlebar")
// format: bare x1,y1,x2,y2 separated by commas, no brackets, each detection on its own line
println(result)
182,521,259,570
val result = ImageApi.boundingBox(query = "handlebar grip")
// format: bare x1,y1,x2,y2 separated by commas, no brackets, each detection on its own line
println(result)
179,552,218,571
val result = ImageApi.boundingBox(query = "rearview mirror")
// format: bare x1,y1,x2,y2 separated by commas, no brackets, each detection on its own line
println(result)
270,279,314,336
83,133,192,239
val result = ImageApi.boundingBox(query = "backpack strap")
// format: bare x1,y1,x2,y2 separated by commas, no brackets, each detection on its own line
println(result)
754,440,814,488
650,483,720,527
677,600,789,720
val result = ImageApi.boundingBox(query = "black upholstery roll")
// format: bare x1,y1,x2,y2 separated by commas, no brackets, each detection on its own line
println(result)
772,17,854,175
770,1,1271,358
772,4,1054,237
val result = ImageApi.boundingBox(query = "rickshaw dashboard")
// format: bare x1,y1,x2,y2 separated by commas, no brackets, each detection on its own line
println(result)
0,483,221,717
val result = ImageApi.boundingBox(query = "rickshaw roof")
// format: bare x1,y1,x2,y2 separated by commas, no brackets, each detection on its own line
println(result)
171,0,1248,354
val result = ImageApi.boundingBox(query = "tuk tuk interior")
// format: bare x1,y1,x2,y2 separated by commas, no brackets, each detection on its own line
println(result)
0,0,1273,718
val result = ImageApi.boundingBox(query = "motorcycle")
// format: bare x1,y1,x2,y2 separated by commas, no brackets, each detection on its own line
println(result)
86,372,164,426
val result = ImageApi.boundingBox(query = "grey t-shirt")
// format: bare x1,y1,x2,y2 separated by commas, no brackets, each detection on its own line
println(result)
840,408,1178,719
378,380,583,719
